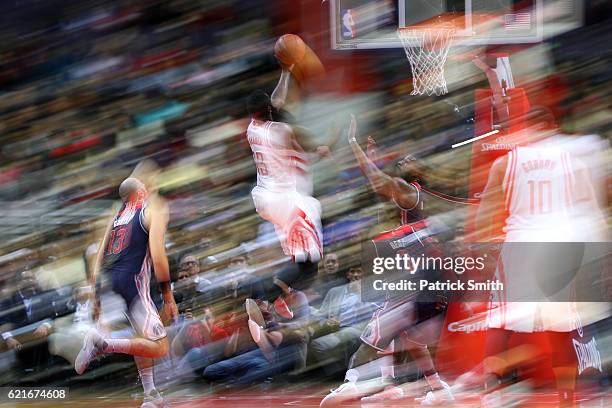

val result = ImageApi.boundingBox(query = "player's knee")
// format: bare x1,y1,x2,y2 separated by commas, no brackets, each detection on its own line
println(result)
152,337,169,358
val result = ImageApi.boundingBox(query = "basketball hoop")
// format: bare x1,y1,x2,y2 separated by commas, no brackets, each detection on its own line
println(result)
397,27,455,96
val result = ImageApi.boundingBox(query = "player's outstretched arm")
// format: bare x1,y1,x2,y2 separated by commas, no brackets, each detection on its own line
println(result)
347,114,418,209
271,64,297,110
473,56,509,126
147,197,178,323
475,156,507,241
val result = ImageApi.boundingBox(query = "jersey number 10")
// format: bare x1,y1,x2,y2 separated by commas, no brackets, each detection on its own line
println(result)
528,180,552,215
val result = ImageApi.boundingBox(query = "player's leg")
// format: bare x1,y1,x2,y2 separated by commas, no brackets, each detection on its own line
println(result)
479,327,517,406
364,299,453,404
76,278,169,369
103,296,170,406
483,328,512,383
320,346,394,408
75,308,169,371
339,301,412,383
105,286,169,357
546,330,577,407
287,193,323,264
398,329,454,404
102,335,169,358
253,186,323,266
134,356,165,408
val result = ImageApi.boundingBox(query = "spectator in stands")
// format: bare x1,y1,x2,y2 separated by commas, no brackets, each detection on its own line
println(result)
224,252,252,298
308,265,378,375
171,307,231,381
0,270,63,372
309,252,347,307
173,254,203,308
48,284,96,364
202,269,310,385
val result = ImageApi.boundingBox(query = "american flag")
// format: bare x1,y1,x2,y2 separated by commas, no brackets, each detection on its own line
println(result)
504,13,532,30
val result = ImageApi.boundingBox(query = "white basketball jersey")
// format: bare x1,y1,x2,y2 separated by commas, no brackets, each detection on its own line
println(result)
247,120,297,192
503,146,576,237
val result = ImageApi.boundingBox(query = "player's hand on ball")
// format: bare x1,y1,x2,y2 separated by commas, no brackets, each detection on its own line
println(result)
275,54,296,72
347,114,357,143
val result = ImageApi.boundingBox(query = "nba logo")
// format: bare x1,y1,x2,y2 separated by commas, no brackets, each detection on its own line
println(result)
342,9,356,39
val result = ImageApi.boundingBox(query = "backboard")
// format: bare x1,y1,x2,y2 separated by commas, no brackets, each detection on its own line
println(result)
330,0,583,49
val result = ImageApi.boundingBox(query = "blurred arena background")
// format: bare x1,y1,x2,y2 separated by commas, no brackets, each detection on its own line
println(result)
0,0,609,407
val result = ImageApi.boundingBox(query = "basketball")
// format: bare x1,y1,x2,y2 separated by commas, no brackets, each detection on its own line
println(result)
274,34,325,84
274,34,307,67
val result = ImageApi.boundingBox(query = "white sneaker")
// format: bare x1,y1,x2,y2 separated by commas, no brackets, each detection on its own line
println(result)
417,380,455,406
140,390,169,407
320,381,358,407
361,385,405,402
74,328,105,374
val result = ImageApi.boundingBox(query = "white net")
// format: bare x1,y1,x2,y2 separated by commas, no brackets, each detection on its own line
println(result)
397,28,455,96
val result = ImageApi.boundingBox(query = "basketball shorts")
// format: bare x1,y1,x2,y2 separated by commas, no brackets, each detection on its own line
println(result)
111,255,167,341
487,242,584,333
251,186,323,262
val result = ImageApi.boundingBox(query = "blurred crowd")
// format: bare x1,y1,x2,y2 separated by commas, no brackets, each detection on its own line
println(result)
0,0,609,394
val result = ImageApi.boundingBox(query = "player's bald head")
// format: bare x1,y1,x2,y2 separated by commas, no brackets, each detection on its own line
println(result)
119,177,146,202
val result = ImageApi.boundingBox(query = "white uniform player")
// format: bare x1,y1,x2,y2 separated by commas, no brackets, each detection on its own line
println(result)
503,145,577,241
247,118,323,263
487,143,587,333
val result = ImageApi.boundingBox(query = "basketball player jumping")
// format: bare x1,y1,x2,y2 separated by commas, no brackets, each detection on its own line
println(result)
321,115,455,406
246,90,330,290
75,161,177,408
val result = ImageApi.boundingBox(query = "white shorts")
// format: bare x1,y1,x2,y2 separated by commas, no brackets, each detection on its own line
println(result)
251,186,323,262
129,257,167,341
486,242,582,333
